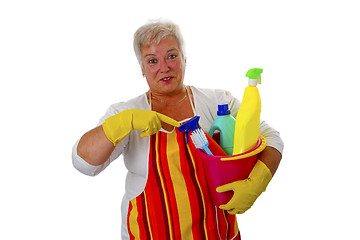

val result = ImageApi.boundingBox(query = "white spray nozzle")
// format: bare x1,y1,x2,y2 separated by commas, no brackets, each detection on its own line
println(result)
246,68,262,86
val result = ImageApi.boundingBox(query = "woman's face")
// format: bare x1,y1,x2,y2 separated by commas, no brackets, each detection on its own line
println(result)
141,36,186,96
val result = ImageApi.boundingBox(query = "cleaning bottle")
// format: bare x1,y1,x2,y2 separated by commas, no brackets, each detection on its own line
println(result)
232,68,262,155
208,104,236,155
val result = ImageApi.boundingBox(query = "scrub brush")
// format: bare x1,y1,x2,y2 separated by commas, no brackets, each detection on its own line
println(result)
178,116,213,155
190,128,213,155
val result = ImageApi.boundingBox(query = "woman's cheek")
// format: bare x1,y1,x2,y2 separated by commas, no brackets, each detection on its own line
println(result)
170,60,182,71
146,65,159,75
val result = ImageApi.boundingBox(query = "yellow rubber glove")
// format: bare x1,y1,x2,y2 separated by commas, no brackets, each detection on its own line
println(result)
216,160,272,214
102,109,180,146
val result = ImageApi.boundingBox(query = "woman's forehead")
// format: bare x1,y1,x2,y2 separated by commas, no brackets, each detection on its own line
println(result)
141,36,180,56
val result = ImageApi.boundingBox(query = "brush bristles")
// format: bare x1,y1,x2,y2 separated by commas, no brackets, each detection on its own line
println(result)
190,129,208,149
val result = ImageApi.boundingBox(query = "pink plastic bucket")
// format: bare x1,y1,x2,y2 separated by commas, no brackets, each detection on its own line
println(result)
196,134,266,207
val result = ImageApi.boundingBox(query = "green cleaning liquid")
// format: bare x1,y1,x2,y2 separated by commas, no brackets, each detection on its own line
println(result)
208,104,236,155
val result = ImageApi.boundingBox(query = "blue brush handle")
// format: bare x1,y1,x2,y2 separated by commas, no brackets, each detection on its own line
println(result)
203,146,213,155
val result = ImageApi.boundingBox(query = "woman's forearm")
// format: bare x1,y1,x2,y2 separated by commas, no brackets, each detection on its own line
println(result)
257,146,282,176
77,125,115,166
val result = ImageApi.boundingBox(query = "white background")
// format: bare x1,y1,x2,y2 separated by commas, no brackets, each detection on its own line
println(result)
1,0,359,239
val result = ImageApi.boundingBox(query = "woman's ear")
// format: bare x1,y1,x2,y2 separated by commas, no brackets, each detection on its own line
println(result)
141,66,145,77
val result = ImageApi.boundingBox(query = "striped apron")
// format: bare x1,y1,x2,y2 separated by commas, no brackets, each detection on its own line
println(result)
126,126,241,239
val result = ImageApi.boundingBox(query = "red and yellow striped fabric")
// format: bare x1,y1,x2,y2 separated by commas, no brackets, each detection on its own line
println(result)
127,128,240,239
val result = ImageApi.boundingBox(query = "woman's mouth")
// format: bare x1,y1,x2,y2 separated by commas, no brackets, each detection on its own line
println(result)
161,76,173,81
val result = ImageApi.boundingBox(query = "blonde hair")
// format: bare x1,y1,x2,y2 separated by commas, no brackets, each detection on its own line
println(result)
133,20,185,67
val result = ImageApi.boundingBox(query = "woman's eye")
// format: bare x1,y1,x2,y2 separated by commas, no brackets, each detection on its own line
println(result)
168,54,177,60
148,59,158,64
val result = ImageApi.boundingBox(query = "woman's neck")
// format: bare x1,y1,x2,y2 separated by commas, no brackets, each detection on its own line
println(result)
149,86,187,106
147,86,195,130
149,86,187,105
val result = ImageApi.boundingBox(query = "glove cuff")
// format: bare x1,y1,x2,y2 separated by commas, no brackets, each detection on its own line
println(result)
249,160,273,193
102,110,132,146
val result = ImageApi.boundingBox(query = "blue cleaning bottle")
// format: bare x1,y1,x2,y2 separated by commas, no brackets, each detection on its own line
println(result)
208,104,236,155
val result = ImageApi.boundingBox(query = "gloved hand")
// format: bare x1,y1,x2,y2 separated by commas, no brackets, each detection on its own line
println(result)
216,160,272,214
102,109,180,146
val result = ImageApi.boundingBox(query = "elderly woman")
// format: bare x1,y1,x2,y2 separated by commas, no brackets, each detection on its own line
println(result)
72,20,283,240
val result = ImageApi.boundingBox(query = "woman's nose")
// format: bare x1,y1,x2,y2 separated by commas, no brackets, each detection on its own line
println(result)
159,60,170,73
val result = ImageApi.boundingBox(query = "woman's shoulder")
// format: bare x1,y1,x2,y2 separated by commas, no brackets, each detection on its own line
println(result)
98,93,149,124
190,86,236,104
190,86,241,121
107,93,149,112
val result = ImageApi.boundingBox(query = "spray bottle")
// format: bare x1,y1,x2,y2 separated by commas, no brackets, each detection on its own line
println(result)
208,104,236,155
232,68,263,155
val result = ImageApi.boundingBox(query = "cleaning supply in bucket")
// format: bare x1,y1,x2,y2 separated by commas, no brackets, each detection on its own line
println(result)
195,135,267,206
233,68,263,155
178,116,213,155
208,104,236,155
191,129,213,155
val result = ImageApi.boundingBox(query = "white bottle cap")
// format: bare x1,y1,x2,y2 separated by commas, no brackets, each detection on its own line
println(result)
248,78,258,86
